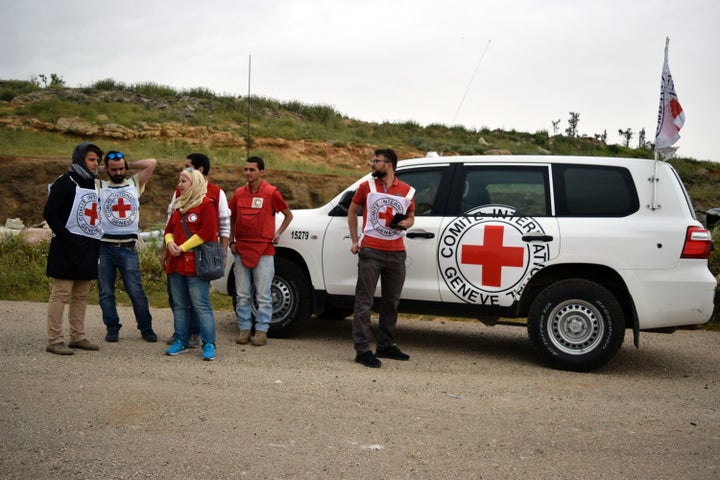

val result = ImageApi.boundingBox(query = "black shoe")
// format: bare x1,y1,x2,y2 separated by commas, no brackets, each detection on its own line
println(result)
141,330,158,343
376,345,410,361
355,351,382,368
105,332,119,343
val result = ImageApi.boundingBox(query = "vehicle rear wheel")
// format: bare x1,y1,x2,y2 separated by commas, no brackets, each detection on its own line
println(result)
527,279,625,372
250,257,312,337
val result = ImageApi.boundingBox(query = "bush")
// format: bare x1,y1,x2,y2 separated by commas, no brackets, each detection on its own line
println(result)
89,78,128,91
0,89,15,101
0,236,233,310
0,235,52,301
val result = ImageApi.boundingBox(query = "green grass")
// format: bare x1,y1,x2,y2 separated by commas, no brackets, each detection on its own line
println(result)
0,235,234,311
1,234,716,326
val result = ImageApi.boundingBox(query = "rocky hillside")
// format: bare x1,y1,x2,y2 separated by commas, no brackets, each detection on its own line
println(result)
2,82,719,229
0,156,357,230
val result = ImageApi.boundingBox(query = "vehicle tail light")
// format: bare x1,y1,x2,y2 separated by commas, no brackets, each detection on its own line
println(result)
680,226,713,259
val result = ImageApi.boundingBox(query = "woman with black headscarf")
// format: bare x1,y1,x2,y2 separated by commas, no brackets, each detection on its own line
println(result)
43,142,104,355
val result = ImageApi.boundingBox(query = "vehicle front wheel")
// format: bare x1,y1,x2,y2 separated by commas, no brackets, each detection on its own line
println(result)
251,257,312,338
527,279,625,372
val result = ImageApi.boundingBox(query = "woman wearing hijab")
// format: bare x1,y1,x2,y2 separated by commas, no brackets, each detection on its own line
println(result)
43,142,104,355
164,168,219,361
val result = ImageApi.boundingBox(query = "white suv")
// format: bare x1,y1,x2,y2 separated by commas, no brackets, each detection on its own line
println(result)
213,154,716,371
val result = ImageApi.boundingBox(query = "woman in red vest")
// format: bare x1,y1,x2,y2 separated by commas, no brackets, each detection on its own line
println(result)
164,168,219,361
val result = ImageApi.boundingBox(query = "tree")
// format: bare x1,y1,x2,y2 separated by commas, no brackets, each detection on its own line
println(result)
551,119,561,136
594,130,608,143
638,128,647,149
49,74,65,88
35,73,65,89
618,128,633,147
565,112,580,137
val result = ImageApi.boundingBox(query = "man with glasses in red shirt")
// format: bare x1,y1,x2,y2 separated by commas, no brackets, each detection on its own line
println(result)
348,148,415,368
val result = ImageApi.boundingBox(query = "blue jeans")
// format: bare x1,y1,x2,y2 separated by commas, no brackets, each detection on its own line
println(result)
167,273,216,345
98,242,153,334
166,275,200,336
233,254,274,332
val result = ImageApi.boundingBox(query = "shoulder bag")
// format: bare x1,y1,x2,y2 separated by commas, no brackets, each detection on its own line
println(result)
181,214,225,281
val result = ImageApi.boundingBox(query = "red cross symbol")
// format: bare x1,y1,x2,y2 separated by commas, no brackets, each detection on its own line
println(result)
461,225,524,287
84,202,99,226
112,197,132,218
378,207,395,227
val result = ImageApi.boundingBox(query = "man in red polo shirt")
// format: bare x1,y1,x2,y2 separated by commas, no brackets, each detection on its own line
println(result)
348,148,415,368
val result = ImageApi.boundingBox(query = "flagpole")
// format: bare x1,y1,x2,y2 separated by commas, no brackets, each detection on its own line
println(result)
651,36,684,210
247,54,252,159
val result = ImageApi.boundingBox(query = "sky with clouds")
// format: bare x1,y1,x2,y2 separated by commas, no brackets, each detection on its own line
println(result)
2,0,718,161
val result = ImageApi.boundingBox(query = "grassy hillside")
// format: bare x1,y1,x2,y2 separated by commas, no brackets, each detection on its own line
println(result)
0,78,718,323
2,78,719,207
2,77,719,188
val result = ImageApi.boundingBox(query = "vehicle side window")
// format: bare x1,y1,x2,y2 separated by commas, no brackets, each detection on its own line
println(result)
397,169,445,216
461,168,549,216
328,190,363,217
553,165,638,217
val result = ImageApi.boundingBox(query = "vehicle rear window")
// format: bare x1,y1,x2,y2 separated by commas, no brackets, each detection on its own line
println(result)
553,165,638,217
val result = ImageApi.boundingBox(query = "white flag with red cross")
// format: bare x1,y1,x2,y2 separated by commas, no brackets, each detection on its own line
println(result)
654,37,685,155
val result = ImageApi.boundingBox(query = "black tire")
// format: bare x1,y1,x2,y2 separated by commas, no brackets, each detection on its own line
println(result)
527,279,625,372
250,257,312,338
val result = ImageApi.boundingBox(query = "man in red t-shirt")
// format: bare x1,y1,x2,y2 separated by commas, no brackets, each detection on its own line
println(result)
229,157,293,347
348,148,415,368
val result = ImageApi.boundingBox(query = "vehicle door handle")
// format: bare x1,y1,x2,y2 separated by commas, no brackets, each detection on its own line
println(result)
522,234,553,242
406,231,435,239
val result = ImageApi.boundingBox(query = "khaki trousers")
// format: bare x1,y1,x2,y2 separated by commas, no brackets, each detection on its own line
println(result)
46,278,92,345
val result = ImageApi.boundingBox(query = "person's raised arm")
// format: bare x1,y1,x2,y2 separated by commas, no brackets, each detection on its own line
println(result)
131,158,157,188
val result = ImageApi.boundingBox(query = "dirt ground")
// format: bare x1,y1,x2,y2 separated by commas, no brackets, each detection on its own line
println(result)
1,300,719,480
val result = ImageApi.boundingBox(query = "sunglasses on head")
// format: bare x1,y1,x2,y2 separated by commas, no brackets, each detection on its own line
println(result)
107,152,124,160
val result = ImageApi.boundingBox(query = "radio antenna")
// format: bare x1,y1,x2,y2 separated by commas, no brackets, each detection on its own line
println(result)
246,54,252,159
452,40,491,126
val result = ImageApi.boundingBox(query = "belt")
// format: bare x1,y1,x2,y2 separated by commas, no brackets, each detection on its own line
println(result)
109,241,136,249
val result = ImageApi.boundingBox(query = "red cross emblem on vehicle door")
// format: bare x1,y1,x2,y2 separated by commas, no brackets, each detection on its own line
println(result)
112,197,132,219
461,225,524,287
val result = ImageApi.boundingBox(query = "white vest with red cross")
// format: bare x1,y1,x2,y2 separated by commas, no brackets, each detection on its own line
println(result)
362,179,415,242
98,176,141,240
65,177,103,240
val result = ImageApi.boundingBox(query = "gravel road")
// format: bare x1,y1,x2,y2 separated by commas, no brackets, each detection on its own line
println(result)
1,300,718,480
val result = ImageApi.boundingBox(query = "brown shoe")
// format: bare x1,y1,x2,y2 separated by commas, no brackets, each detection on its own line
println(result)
68,339,99,351
46,342,74,355
236,329,251,345
251,331,267,346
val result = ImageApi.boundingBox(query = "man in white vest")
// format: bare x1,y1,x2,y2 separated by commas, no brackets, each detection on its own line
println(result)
348,148,415,368
97,151,158,342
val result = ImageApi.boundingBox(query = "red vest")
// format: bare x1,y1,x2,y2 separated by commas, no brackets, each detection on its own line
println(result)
230,181,278,243
229,181,280,268
164,198,218,276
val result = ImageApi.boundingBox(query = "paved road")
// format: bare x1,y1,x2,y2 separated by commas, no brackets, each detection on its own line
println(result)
1,300,718,479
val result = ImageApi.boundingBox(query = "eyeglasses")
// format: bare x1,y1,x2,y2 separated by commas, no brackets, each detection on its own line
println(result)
371,158,388,164
107,152,124,160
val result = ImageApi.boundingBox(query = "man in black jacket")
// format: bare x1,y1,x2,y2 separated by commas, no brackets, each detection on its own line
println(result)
43,142,104,355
